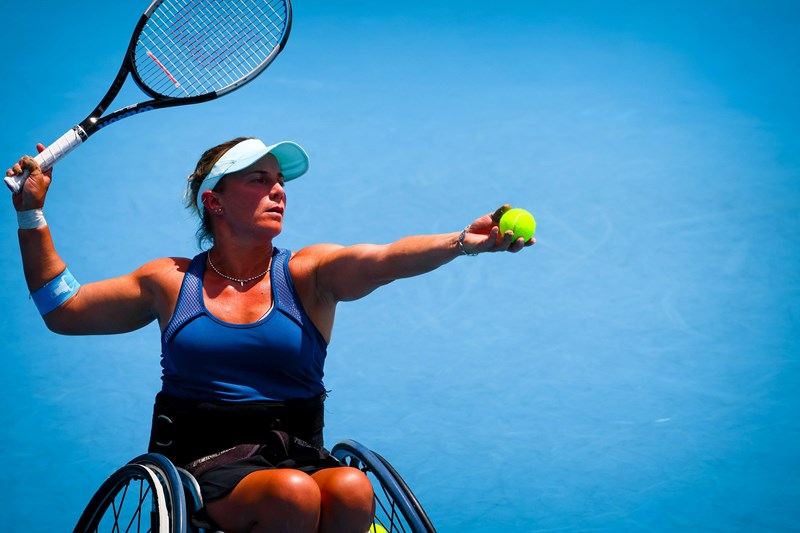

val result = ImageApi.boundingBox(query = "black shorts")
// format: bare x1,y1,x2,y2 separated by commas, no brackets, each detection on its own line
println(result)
186,431,342,502
147,392,341,528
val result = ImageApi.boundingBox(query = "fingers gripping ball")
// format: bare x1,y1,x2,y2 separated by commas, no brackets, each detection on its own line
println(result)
499,208,536,242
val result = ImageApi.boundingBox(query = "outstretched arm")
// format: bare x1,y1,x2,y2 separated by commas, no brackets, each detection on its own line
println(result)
300,205,535,303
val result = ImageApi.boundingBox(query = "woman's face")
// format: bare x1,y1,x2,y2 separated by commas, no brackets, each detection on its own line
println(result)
210,154,286,237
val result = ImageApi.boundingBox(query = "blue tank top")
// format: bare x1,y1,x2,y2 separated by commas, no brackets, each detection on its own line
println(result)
160,247,328,402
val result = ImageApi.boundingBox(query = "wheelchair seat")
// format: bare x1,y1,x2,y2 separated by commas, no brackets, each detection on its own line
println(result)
73,439,436,533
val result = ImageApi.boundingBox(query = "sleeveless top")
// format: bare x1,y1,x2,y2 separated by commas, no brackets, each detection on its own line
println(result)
159,247,328,402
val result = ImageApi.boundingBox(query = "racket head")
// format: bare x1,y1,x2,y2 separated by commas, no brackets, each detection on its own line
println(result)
129,0,292,100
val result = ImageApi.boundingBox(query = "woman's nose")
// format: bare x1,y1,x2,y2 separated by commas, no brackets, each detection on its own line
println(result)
270,182,285,200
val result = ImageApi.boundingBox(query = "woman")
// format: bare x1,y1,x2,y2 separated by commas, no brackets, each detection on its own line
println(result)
8,137,533,532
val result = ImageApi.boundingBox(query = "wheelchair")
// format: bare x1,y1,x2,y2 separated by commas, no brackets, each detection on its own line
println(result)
73,439,436,533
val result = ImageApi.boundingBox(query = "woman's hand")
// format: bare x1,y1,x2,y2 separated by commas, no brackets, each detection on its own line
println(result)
460,204,536,255
7,143,52,211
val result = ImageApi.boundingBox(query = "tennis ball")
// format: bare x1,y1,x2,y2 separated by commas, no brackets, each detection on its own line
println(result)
499,208,536,242
369,524,389,533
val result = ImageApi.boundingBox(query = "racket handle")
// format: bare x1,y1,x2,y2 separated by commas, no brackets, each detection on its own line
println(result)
4,127,86,193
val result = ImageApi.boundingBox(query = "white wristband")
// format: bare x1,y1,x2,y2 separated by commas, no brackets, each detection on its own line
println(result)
17,208,47,229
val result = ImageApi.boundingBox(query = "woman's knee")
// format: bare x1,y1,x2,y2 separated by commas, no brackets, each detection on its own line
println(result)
314,467,374,511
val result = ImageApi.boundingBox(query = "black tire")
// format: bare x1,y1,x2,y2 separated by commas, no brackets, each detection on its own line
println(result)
130,454,188,532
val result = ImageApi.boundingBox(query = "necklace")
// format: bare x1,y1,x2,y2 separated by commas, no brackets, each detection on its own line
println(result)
208,250,271,287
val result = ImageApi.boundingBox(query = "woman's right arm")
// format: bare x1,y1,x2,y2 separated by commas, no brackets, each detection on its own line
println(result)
9,146,170,335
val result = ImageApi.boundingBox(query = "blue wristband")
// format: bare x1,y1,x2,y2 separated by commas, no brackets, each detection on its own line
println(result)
31,268,81,315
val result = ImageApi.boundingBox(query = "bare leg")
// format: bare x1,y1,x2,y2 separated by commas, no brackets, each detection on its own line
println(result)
204,469,321,533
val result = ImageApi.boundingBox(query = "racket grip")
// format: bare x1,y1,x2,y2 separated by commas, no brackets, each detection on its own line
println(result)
4,127,85,193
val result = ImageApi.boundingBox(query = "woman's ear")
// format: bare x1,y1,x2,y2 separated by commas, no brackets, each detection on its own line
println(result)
201,190,224,215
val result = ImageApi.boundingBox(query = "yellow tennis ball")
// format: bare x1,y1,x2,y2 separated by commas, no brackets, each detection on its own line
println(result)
499,208,536,242
369,524,389,533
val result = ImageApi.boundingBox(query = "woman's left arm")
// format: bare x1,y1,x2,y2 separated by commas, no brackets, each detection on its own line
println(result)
302,206,534,303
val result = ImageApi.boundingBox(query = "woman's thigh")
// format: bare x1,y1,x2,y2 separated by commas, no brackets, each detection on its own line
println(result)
204,468,322,533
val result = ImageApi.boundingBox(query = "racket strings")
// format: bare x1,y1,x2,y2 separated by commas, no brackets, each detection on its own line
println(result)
139,6,278,95
147,0,285,88
134,0,288,98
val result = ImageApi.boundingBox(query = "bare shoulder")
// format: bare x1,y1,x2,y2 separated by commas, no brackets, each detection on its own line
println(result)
131,257,193,298
135,256,191,279
288,245,344,300
134,257,193,328
289,244,345,269
286,245,343,340
289,243,358,284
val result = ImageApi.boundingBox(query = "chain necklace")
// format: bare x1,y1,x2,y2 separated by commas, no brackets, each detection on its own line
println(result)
208,250,271,287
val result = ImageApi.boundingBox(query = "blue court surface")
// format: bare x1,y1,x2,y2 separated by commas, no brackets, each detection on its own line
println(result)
1,1,798,531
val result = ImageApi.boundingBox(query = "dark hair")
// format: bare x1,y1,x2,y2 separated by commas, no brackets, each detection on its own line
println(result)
185,136,253,248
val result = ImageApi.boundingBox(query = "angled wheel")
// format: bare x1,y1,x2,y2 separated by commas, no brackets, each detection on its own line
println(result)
130,454,188,532
73,463,170,533
332,439,436,533
176,467,216,533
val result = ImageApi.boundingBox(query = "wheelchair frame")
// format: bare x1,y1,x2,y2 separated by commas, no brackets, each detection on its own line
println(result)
73,439,436,533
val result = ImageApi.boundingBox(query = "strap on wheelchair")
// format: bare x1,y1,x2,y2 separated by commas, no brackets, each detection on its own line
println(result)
148,391,327,467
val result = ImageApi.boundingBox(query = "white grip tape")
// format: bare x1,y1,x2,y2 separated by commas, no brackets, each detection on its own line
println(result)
4,127,85,193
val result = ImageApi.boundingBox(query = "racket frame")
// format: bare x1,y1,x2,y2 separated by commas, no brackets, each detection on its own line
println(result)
5,0,293,193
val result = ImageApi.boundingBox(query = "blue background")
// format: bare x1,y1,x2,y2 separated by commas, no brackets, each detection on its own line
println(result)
1,1,798,530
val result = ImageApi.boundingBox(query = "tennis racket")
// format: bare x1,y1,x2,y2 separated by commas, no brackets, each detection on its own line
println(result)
5,0,293,193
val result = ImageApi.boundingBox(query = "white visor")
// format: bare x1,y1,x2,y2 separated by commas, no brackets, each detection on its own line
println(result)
196,138,309,212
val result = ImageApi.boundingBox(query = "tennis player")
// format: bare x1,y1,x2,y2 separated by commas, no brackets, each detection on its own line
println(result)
7,138,533,532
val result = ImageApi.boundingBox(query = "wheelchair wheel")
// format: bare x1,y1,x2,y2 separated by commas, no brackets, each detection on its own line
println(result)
130,454,188,532
72,463,170,533
332,439,437,533
176,467,217,533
